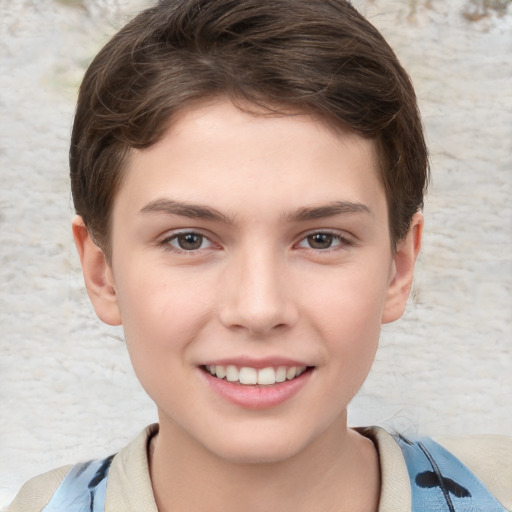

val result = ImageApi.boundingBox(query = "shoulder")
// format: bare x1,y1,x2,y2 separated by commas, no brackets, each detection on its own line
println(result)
7,465,72,512
435,434,512,511
7,425,159,512
358,426,512,512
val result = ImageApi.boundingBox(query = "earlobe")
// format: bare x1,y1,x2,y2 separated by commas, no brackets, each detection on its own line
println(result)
382,212,423,324
72,216,122,326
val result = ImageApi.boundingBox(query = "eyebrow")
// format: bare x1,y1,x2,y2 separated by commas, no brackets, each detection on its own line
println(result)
286,201,373,222
140,198,372,224
140,199,234,224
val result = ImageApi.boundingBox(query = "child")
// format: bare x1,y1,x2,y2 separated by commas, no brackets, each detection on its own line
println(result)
9,0,511,511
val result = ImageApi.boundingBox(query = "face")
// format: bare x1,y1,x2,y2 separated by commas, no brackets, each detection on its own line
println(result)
76,99,421,464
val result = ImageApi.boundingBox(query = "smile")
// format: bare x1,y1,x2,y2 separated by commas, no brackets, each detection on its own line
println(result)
204,365,308,386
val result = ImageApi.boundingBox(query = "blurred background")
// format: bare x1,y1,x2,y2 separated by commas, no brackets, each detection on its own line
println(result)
1,0,511,507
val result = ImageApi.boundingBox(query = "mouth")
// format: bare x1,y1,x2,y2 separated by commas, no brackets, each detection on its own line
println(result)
202,364,311,386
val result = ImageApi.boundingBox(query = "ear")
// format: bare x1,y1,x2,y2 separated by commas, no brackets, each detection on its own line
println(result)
72,216,122,326
381,212,423,324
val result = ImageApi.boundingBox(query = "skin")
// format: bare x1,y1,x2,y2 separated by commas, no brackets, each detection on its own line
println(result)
73,99,422,512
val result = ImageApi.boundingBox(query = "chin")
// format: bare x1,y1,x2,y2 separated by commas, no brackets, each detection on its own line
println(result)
212,442,301,465
199,423,318,465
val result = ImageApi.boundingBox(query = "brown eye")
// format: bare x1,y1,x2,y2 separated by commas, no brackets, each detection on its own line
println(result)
169,232,208,251
307,233,334,249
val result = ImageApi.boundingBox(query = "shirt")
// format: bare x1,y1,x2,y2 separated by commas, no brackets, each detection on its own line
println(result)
9,424,512,512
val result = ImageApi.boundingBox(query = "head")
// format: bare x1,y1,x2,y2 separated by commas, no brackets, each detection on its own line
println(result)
70,0,427,464
70,0,429,261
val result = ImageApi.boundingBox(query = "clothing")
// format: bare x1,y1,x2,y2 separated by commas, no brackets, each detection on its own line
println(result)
9,424,512,512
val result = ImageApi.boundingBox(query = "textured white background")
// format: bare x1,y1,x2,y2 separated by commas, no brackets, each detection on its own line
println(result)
1,0,511,507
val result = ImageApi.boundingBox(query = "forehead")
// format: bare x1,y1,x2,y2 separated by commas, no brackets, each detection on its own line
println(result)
114,99,386,222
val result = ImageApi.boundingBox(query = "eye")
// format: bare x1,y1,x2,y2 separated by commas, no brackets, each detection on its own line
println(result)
306,233,336,250
296,231,349,251
164,232,213,252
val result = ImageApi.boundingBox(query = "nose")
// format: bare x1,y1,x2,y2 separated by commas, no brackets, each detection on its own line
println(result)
218,248,299,337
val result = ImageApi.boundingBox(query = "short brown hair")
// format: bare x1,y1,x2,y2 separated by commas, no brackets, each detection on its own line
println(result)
70,0,429,259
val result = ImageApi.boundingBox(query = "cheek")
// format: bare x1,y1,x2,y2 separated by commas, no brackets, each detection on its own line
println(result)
308,265,389,373
309,262,390,329
321,297,382,375
113,271,210,409
114,266,214,364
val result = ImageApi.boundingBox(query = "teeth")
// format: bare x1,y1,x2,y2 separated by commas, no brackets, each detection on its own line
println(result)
205,364,307,386
257,367,276,385
239,367,258,385
286,367,297,380
275,366,287,383
225,365,239,382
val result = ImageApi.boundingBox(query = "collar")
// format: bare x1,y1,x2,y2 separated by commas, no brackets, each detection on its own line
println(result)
106,424,412,512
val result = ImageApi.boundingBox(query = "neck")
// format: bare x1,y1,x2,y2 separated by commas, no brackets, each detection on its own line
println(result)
149,414,380,512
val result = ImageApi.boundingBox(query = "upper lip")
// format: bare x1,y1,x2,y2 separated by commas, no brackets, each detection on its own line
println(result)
200,357,312,369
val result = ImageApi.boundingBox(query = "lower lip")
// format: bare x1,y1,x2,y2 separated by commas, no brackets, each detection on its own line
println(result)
201,369,313,410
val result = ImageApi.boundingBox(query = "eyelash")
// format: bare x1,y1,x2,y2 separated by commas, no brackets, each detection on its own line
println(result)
295,230,354,252
160,231,216,254
159,229,353,254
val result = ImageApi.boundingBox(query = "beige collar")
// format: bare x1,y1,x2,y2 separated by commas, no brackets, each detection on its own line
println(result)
356,426,411,512
105,424,159,512
105,424,412,512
